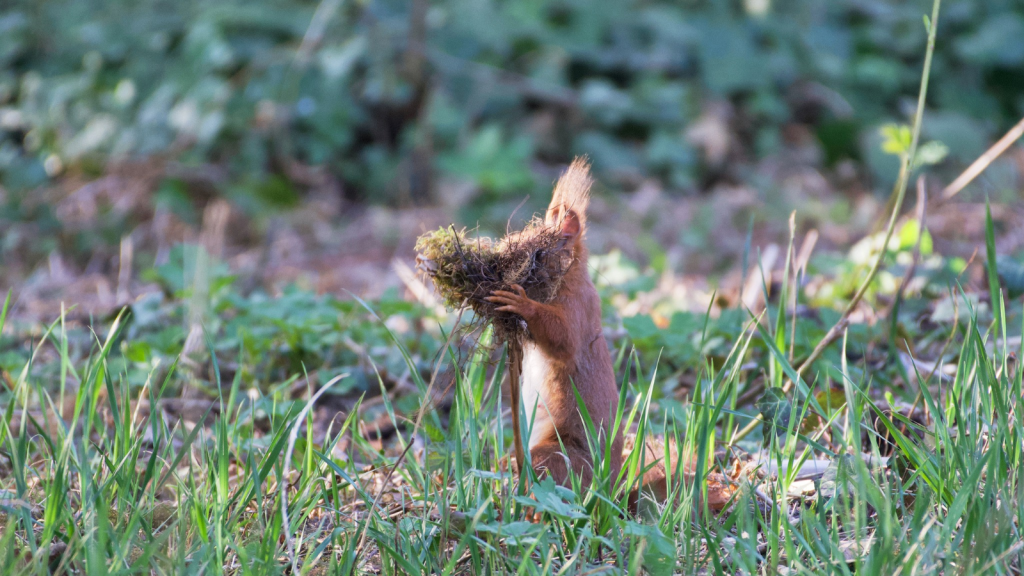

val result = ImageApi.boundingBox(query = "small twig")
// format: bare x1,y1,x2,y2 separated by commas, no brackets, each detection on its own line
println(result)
507,339,527,491
942,116,1024,200
116,235,133,304
505,195,532,237
740,245,779,312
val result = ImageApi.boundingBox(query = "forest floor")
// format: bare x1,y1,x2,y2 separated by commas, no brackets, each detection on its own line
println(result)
2,131,1024,574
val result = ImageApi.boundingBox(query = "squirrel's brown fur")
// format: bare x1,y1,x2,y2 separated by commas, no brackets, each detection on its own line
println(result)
488,158,621,490
487,158,727,512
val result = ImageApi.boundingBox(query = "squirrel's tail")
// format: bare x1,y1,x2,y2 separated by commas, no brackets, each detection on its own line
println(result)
623,436,734,514
623,436,689,513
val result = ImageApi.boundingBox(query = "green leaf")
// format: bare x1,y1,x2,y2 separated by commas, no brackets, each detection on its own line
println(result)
756,387,792,448
517,477,587,520
474,520,541,545
123,341,152,363
623,314,661,343
898,219,933,255
912,140,949,169
624,521,676,576
879,124,913,156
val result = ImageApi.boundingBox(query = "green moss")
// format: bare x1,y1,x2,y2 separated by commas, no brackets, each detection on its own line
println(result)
415,223,570,341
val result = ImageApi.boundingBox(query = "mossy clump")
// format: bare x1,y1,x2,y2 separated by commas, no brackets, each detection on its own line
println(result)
415,222,571,341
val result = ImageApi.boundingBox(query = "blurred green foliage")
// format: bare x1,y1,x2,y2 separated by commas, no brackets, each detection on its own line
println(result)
0,243,441,401
1,0,1022,210
0,229,990,410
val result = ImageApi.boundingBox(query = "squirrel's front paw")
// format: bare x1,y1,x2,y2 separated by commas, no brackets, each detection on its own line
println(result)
486,284,536,318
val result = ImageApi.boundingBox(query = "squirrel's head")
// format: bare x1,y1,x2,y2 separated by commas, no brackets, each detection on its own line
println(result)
497,157,592,253
545,157,591,244
543,157,591,256
492,157,592,277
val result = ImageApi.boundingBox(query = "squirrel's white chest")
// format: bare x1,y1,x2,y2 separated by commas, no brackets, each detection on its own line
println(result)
520,343,554,449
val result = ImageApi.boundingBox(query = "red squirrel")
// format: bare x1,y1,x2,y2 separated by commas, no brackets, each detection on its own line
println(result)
487,160,733,513
486,158,684,502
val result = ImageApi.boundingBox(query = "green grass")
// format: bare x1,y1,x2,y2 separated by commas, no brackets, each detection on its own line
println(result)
1,255,1023,574
4,1,1024,571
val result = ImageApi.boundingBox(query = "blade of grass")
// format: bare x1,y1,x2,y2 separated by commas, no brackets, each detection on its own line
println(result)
984,198,1002,336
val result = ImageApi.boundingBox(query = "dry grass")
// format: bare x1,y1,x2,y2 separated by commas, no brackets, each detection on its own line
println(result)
414,222,570,342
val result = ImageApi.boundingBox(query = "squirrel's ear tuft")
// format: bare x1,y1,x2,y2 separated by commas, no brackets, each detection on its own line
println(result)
548,156,592,226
